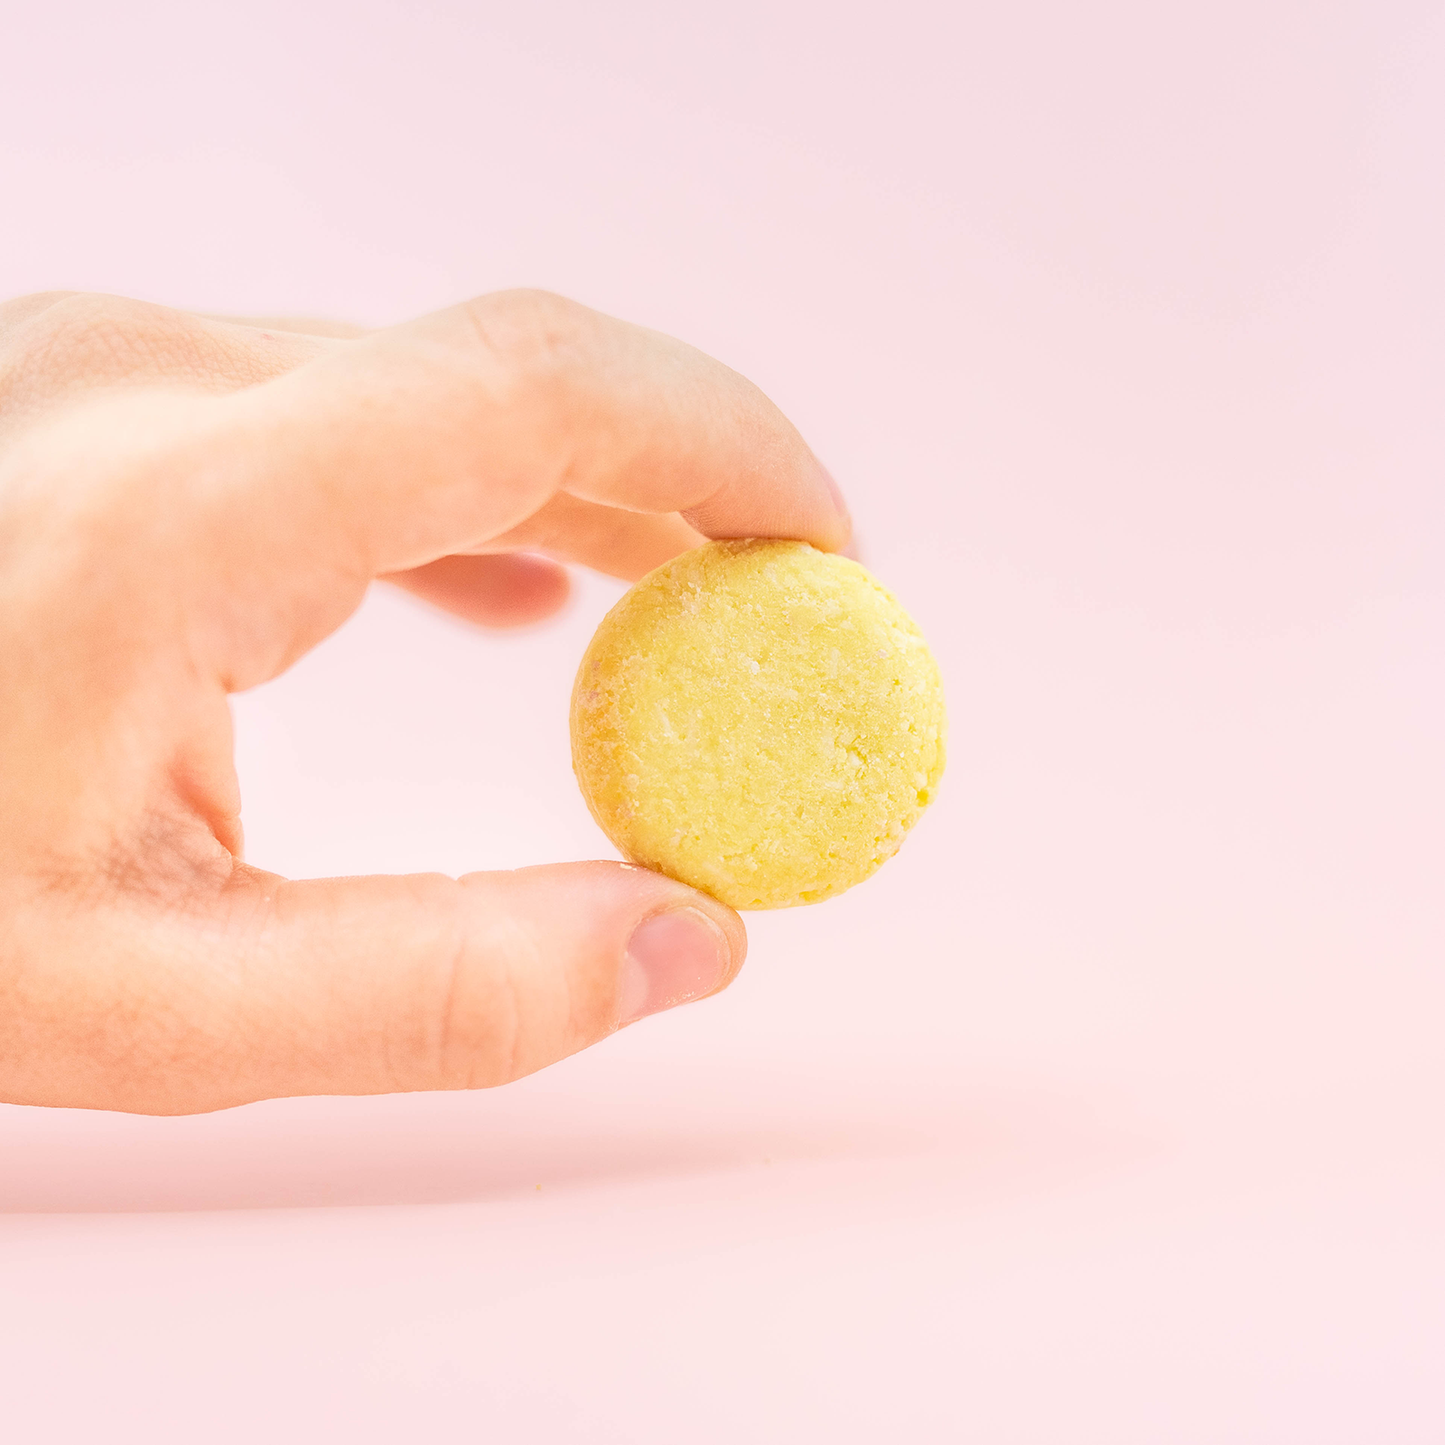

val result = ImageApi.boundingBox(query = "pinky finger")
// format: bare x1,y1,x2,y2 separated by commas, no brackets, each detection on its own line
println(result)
384,552,571,628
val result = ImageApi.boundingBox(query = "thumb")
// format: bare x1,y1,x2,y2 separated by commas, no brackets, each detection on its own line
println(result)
245,862,746,1107
24,862,744,1115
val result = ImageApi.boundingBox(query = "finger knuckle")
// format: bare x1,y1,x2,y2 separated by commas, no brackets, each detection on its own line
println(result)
5,292,155,373
0,290,79,337
0,293,227,419
460,288,591,389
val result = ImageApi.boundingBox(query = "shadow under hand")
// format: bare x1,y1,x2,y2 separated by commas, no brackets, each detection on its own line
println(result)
0,1063,1153,1216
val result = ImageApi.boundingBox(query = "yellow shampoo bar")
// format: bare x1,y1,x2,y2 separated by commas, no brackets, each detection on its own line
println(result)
570,539,946,909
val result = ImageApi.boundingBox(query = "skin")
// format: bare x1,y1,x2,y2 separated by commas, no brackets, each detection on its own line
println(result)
0,288,851,1115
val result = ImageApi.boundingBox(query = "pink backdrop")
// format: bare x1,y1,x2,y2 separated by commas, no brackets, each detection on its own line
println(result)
3,3,1442,1439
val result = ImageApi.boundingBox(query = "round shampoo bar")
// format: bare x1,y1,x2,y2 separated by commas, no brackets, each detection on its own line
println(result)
570,539,946,909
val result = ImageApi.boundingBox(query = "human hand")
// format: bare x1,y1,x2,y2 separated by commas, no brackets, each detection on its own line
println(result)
0,289,850,1113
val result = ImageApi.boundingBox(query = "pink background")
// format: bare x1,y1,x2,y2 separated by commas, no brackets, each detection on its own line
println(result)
3,2,1443,1438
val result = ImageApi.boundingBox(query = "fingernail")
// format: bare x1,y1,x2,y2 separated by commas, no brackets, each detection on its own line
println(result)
619,907,731,1025
818,464,857,558
819,464,851,529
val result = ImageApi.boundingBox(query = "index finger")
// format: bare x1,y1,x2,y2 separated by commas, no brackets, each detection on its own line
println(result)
212,289,849,582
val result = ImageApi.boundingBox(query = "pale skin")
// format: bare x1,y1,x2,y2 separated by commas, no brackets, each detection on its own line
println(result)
0,289,851,1115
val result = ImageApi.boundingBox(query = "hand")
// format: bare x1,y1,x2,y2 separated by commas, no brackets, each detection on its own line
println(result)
0,289,849,1114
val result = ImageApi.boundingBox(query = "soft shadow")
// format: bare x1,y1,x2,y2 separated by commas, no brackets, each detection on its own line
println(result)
0,1067,1155,1216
